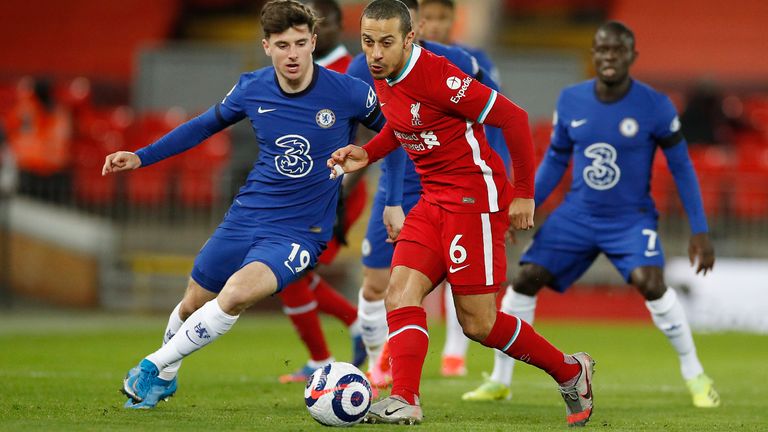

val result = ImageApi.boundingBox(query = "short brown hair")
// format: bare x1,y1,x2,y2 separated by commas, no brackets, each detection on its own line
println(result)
261,0,317,39
362,0,412,38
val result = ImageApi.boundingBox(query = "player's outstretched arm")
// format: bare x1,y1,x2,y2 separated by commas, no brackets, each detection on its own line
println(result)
688,232,715,275
102,151,141,175
328,145,369,179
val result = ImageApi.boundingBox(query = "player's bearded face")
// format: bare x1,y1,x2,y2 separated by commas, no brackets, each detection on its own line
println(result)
360,17,415,80
263,25,317,83
592,30,636,85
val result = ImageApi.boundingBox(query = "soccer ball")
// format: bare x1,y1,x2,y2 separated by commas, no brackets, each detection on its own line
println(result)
304,362,372,427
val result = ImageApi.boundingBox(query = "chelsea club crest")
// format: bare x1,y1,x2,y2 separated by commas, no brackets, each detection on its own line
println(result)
316,109,336,128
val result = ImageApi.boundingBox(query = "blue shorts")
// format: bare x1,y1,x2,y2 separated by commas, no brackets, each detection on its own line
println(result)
361,190,421,269
520,204,665,291
192,220,324,294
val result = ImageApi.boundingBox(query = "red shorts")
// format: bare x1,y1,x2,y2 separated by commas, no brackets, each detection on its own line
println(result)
317,179,368,265
391,199,509,295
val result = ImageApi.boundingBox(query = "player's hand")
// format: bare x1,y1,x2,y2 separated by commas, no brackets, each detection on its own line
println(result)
327,145,369,179
102,151,141,175
508,198,535,231
689,232,715,275
383,205,405,243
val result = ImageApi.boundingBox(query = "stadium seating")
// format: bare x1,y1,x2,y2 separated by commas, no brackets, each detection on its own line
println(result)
177,130,231,208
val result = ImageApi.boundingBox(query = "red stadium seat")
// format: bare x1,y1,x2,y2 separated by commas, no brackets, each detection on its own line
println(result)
125,109,186,207
650,149,677,214
177,131,231,208
687,146,732,217
733,146,768,218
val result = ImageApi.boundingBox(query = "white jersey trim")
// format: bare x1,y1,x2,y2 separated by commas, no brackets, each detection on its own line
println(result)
388,324,429,340
464,121,499,212
481,213,494,285
315,44,349,68
478,90,497,124
387,44,422,86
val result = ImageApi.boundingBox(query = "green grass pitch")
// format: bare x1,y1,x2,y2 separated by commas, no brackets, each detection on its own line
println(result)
0,311,765,431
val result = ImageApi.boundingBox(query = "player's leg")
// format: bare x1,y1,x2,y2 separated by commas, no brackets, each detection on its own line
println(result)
606,217,719,408
277,275,334,383
123,232,320,407
365,201,443,425
462,264,552,401
453,291,594,426
631,266,720,408
449,209,594,426
365,261,437,425
441,282,469,377
122,278,216,408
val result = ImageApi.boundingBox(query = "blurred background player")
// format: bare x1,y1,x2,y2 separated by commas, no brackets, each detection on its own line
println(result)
276,0,368,384
462,21,720,409
106,0,384,409
418,0,510,378
332,1,594,426
346,0,509,388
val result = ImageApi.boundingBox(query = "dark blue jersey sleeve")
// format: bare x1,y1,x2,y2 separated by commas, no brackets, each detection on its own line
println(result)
654,95,708,233
534,96,573,206
135,105,236,167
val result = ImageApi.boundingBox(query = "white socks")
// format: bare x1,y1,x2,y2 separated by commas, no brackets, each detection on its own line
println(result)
442,283,470,357
491,286,537,386
357,288,388,368
645,288,704,380
158,302,184,381
147,299,239,370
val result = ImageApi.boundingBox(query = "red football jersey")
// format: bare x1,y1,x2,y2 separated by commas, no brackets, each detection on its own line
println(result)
316,44,352,74
368,45,516,214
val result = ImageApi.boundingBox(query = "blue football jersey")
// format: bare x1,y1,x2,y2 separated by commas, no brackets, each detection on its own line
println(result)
550,79,681,213
219,64,381,240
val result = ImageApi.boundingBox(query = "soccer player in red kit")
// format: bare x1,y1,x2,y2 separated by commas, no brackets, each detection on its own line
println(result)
328,0,595,426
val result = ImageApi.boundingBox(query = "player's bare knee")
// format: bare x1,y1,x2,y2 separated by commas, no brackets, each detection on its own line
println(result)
631,266,666,300
512,264,550,296
458,315,492,342
361,267,389,301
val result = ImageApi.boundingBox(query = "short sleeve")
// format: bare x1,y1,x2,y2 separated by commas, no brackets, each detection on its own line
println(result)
218,74,249,122
550,93,573,151
430,59,497,124
652,94,682,141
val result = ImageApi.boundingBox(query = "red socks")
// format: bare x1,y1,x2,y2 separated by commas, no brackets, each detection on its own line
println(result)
310,273,358,327
387,306,429,405
482,311,580,384
278,277,330,362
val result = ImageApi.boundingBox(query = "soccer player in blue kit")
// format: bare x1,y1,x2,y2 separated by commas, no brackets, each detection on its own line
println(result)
464,21,720,408
102,0,384,409
344,0,510,387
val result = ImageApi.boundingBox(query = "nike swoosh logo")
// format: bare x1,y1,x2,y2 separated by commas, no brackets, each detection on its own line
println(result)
257,107,276,113
308,384,348,400
570,119,587,128
644,250,660,257
384,406,406,416
449,264,470,273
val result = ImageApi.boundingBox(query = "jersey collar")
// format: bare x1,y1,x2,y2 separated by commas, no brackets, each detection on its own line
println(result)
315,44,349,68
386,43,422,87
